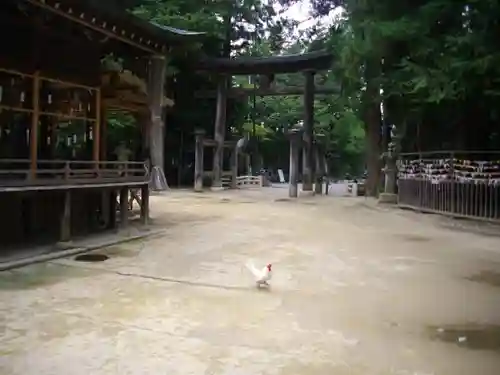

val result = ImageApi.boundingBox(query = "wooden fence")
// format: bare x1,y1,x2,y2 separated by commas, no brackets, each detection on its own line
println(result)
236,175,263,188
397,151,500,221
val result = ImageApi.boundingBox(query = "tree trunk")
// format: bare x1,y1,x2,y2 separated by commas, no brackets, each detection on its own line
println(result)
364,105,382,197
363,58,382,197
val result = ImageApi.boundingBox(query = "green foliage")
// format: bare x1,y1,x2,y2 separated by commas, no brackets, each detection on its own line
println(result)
106,111,140,156
109,0,369,181
241,121,273,139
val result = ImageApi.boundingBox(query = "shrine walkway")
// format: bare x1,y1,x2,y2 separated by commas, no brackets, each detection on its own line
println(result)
1,188,500,374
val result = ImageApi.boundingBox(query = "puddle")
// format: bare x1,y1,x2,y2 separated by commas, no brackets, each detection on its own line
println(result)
100,246,140,258
395,234,430,242
274,198,291,202
466,271,500,288
428,324,500,351
74,254,109,262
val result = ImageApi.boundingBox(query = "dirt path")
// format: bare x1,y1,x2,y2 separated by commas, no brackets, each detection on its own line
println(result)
1,188,500,374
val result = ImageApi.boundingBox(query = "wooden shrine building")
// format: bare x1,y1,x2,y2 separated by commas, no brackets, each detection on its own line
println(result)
191,51,334,197
0,0,204,249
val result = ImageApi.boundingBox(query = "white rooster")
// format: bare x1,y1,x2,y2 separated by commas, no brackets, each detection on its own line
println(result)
246,260,272,287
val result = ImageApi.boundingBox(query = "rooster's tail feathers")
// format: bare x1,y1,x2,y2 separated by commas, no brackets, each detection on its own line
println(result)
245,260,259,276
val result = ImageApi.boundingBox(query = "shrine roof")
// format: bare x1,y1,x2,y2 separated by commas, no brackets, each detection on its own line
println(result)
79,0,206,40
193,50,334,75
24,0,206,53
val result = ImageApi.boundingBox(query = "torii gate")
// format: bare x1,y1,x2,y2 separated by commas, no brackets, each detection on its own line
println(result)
191,50,335,197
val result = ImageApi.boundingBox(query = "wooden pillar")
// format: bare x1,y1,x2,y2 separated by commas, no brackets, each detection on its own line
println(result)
119,187,129,228
212,75,228,189
60,190,71,242
314,134,325,195
230,142,238,189
100,107,107,160
108,189,117,230
148,55,167,189
140,183,150,225
29,71,40,180
93,88,101,163
302,70,315,191
194,129,205,192
288,129,302,198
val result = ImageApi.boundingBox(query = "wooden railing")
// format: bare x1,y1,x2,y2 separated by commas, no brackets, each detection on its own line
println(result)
0,159,149,188
236,175,263,188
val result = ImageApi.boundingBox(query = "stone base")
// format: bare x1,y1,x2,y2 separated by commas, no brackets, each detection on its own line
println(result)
378,193,398,204
300,190,316,197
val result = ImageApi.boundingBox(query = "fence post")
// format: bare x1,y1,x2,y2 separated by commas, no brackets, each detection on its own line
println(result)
449,152,455,214
230,142,238,189
64,161,71,180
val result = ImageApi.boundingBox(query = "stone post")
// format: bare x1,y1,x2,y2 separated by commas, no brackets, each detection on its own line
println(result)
379,141,398,204
230,142,238,189
194,129,205,192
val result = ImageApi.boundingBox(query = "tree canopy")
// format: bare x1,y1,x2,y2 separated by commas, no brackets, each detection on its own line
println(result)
107,0,500,193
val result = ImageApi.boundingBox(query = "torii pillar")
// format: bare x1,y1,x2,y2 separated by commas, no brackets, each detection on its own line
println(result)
212,75,229,190
302,70,315,192
287,128,303,198
314,133,326,195
194,129,206,192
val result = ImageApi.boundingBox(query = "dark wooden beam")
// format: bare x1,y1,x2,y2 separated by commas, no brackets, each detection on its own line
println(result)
140,183,149,224
108,189,117,229
60,190,71,242
119,187,129,228
93,89,101,162
202,139,237,147
194,86,338,98
26,0,166,54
